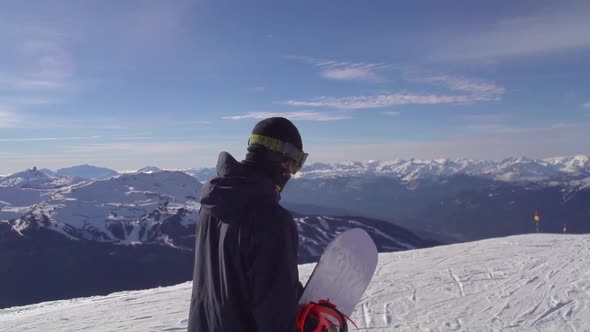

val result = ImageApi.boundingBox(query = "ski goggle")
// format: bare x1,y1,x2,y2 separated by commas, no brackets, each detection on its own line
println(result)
248,134,308,174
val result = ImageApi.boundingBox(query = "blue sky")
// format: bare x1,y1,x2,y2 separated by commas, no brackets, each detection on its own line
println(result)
1,0,590,174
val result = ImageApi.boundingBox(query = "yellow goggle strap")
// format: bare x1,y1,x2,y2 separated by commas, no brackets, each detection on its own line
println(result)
248,134,306,164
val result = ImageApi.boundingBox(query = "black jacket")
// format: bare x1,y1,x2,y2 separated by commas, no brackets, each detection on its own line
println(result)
188,152,302,332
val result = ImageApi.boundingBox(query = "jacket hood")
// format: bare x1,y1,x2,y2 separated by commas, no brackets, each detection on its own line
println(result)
199,152,279,222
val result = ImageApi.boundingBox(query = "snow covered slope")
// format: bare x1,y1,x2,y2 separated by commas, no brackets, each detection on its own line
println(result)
10,171,202,247
136,166,162,174
0,210,432,309
1,233,587,332
0,167,83,189
0,186,45,221
181,167,218,183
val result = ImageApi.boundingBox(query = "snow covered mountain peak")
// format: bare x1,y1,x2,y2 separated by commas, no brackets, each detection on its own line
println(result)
0,167,80,189
6,154,588,186
11,171,202,246
136,166,162,174
4,167,48,181
294,154,590,184
544,155,590,175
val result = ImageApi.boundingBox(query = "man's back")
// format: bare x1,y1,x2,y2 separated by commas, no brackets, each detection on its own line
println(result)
188,152,300,332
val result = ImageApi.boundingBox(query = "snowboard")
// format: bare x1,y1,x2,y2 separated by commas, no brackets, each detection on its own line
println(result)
299,228,378,316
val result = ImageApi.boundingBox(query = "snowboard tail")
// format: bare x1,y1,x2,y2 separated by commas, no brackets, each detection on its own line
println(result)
299,228,378,316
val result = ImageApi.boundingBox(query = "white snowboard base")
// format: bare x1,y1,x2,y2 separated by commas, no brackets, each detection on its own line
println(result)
299,228,378,316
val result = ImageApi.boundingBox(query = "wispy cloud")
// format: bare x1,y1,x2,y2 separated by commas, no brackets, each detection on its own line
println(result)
0,136,100,142
286,55,393,82
22,41,74,84
1,116,126,130
435,3,590,60
14,97,60,105
320,67,384,82
463,122,581,134
0,111,212,130
418,75,505,96
383,111,400,116
284,91,500,110
0,19,75,122
582,101,590,109
223,111,352,121
0,75,67,90
282,59,505,108
0,27,74,91
0,109,20,128
62,142,198,155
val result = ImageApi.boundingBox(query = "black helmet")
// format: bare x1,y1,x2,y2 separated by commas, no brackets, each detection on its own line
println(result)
247,117,308,174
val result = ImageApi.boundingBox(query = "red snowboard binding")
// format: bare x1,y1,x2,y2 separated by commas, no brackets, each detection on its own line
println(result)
295,299,359,332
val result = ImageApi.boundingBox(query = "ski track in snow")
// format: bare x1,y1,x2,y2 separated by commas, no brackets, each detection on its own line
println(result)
1,234,589,331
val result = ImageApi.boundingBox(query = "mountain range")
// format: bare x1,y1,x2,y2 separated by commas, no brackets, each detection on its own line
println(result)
296,155,590,183
283,157,590,242
0,170,433,308
3,155,589,242
2,155,589,308
4,155,589,185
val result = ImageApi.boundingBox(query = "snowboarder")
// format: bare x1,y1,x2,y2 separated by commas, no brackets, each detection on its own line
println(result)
187,117,309,332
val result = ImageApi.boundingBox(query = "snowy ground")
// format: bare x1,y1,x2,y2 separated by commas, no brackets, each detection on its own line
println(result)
1,234,589,331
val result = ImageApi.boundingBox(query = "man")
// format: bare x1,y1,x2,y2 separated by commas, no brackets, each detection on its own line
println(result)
188,117,308,332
